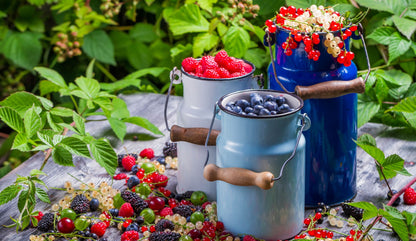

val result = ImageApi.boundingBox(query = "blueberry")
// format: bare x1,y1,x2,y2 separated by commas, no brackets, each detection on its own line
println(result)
89,198,99,211
91,233,98,239
186,216,191,222
127,176,140,189
241,112,247,115
253,105,264,114
247,112,257,116
156,156,166,165
387,190,401,207
278,104,291,113
232,105,242,114
226,106,233,112
226,101,235,108
264,101,277,111
259,108,271,115
275,95,286,106
109,208,119,217
126,224,139,232
136,216,145,225
264,94,275,102
131,164,139,175
250,93,263,106
270,111,277,115
84,231,91,237
236,99,250,110
244,106,254,113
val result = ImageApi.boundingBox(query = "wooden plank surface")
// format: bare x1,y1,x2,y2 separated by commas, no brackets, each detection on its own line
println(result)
0,93,415,241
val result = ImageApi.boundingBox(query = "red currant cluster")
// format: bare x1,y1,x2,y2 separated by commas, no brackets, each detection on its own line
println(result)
265,5,359,66
346,229,364,241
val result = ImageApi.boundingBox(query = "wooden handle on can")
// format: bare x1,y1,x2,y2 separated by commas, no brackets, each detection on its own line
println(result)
203,164,274,190
170,125,219,146
295,77,365,100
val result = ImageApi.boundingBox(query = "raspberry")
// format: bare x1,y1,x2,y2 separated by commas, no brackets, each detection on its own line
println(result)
203,69,220,79
140,148,154,159
243,235,257,241
70,194,90,214
230,72,243,78
225,57,243,73
201,56,218,72
195,65,203,76
160,207,174,217
217,67,230,78
242,62,253,73
155,219,175,231
91,221,107,237
122,155,136,171
119,202,135,217
404,187,416,205
121,230,140,241
182,57,199,73
214,50,229,67
113,173,128,180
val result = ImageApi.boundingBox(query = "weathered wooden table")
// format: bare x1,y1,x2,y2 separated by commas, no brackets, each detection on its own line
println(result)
0,93,415,241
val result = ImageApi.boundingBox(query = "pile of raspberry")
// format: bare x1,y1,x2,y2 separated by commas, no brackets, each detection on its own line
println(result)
181,50,253,79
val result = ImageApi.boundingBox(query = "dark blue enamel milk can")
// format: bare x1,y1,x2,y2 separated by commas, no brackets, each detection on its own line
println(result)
265,26,370,206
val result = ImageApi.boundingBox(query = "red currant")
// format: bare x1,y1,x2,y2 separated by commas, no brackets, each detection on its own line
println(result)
141,226,148,232
312,33,319,40
338,42,344,48
308,229,315,236
344,59,352,67
282,42,288,49
312,37,320,45
294,33,303,42
289,41,297,49
168,198,178,208
265,19,273,27
285,48,293,56
279,6,288,15
346,236,354,241
303,37,312,46
337,55,345,64
350,229,356,235
307,53,313,59
288,5,296,15
342,33,349,40
303,218,311,225
268,25,277,33
304,45,312,52
345,29,352,37
313,55,319,61
297,8,304,15
150,225,156,232
350,25,358,31
314,212,322,221
346,51,355,60
327,231,334,238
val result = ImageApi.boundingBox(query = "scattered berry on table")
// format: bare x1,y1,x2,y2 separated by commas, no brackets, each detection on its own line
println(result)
341,202,363,221
155,219,175,232
122,155,137,171
163,142,177,158
140,148,155,159
149,231,181,241
89,198,100,211
119,202,135,218
114,173,128,180
387,190,401,206
121,190,149,214
403,187,416,205
121,230,140,241
70,194,90,214
57,217,75,233
127,175,141,189
173,205,194,218
118,153,138,167
37,213,55,232
91,221,108,237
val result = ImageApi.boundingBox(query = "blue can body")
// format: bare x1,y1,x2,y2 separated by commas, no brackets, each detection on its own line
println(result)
268,29,357,206
216,90,307,240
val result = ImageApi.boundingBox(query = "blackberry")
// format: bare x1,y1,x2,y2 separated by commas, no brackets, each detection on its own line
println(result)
172,205,193,217
38,213,55,232
149,231,181,241
175,191,194,201
341,202,363,221
71,194,90,214
121,190,148,214
163,142,177,158
155,219,175,231
118,153,138,167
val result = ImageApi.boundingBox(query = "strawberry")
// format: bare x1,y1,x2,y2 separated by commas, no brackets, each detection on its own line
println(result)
201,56,218,72
203,69,220,79
182,57,199,73
90,222,107,237
113,173,128,180
214,50,229,67
122,155,136,171
217,67,230,78
119,203,134,217
404,187,416,205
121,230,140,241
160,207,173,217
140,148,154,159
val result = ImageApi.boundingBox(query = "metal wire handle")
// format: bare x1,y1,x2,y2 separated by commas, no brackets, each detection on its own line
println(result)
204,103,220,167
164,67,181,132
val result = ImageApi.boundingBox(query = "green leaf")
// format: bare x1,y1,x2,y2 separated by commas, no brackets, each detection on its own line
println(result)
0,107,24,133
127,40,152,69
86,59,95,79
367,27,396,45
387,96,416,113
123,67,168,81
387,33,412,64
192,32,219,58
37,132,53,147
111,98,130,119
70,90,90,100
112,193,125,209
129,23,157,43
244,48,268,69
24,106,42,138
375,76,389,103
75,77,100,99
109,30,133,59
383,154,411,177
17,190,28,213
39,80,61,96
223,26,250,58
15,5,44,33
286,0,325,9
108,117,127,141
164,4,209,36
34,67,67,88
0,92,42,117
383,70,413,99
1,32,42,70
100,78,142,92
82,30,116,65
355,0,404,14
89,139,117,176
403,112,416,129
52,135,65,146
73,113,85,136
186,0,218,13
35,188,50,203
52,146,74,166
171,43,193,64
36,96,53,111
46,112,63,132
357,133,377,147
93,97,113,112
30,169,46,176
123,116,163,135
355,142,385,164
348,202,378,220
60,137,90,158
392,16,416,39
12,133,31,151
379,209,409,241
0,185,21,205
357,96,381,127
50,107,74,117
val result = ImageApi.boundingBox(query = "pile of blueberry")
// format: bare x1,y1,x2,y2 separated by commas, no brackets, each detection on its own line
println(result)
225,93,293,116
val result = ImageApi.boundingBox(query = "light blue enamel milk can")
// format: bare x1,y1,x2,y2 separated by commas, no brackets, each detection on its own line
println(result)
203,89,311,240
